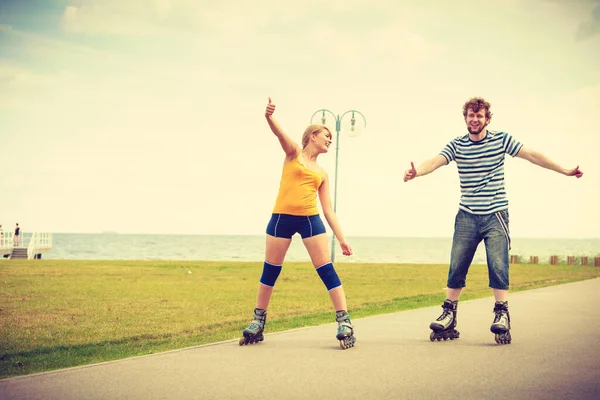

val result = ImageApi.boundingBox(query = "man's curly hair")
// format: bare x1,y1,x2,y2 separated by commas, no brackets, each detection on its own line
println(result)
462,97,493,121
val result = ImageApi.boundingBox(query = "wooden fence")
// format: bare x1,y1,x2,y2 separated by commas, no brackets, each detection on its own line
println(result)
509,256,600,266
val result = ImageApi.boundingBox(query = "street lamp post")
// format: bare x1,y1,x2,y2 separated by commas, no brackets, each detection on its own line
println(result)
310,109,367,262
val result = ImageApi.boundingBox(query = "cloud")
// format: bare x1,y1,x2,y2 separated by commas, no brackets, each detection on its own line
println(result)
0,63,34,84
61,0,188,36
1,23,113,60
58,0,406,38
55,0,442,83
576,2,600,40
0,63,19,83
552,84,600,131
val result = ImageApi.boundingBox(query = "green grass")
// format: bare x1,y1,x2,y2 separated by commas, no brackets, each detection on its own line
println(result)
1,259,599,378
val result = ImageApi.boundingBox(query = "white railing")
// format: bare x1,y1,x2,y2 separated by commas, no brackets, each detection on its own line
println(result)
0,232,53,259
27,232,53,259
1,232,14,255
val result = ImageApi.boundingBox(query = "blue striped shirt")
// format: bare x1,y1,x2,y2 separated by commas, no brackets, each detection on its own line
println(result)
440,130,523,215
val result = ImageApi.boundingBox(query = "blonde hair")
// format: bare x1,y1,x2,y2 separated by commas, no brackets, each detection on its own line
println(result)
301,125,331,149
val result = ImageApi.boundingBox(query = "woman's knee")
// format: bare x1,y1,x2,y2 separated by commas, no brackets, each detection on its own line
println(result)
316,262,342,290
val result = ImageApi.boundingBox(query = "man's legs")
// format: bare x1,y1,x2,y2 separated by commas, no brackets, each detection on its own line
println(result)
446,210,481,298
430,210,480,339
493,289,508,301
483,210,512,344
483,210,510,295
446,288,463,302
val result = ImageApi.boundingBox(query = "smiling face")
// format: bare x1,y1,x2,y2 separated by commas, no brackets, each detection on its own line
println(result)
462,97,492,137
313,128,333,153
301,125,332,153
465,107,489,135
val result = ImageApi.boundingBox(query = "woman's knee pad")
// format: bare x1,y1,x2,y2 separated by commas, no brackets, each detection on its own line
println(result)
260,262,282,287
316,262,341,291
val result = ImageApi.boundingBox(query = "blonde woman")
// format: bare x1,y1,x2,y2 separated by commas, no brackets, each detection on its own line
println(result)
240,98,355,349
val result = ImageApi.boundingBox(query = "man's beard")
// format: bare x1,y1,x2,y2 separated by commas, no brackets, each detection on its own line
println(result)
468,123,486,135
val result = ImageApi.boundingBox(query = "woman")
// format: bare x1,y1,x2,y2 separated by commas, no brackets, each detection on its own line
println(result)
240,98,355,349
14,223,20,247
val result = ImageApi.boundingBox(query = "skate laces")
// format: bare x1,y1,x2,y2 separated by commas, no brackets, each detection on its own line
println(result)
337,319,352,335
493,309,507,324
248,309,266,330
249,319,264,328
436,308,451,321
336,311,353,331
436,310,450,321
493,302,509,324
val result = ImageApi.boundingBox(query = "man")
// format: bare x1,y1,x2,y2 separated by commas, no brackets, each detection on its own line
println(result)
404,97,583,344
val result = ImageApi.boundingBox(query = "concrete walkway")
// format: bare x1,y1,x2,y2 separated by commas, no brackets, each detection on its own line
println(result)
2,279,600,400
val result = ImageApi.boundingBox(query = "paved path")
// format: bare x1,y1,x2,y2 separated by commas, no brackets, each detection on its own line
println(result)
2,278,600,400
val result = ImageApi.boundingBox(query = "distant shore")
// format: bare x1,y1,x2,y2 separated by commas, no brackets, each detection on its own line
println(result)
31,234,600,264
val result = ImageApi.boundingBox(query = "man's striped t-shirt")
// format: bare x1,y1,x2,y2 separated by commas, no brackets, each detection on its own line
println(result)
439,130,523,215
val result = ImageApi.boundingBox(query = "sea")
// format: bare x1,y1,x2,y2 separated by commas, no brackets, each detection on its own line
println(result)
42,234,600,264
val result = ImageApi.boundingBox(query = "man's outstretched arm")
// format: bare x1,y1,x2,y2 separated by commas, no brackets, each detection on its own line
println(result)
404,154,448,182
515,147,583,178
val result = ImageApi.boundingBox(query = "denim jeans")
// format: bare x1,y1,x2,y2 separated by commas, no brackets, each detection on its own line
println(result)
447,209,511,290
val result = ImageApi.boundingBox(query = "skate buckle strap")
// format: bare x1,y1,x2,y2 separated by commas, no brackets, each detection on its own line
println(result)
493,301,509,312
336,314,351,322
253,309,267,323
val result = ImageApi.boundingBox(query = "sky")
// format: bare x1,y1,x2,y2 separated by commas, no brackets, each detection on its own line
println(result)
0,0,599,238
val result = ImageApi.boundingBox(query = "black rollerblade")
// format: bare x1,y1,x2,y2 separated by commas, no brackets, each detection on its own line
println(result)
490,301,511,344
239,308,267,346
336,310,356,350
429,299,460,341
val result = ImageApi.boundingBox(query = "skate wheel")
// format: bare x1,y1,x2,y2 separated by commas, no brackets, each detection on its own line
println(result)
494,333,512,345
339,337,356,350
240,334,264,346
429,332,435,342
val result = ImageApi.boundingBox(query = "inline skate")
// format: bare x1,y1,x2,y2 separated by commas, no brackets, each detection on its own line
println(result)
336,310,356,349
429,299,460,341
490,301,511,344
239,308,267,346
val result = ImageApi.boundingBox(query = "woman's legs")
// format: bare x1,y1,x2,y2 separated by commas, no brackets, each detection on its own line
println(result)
303,233,355,348
302,233,347,311
240,234,292,345
255,234,292,309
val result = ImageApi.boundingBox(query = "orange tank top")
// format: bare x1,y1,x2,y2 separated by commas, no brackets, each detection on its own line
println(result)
272,156,323,216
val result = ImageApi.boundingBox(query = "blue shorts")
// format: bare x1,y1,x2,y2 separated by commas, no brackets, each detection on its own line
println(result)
447,209,511,290
266,214,327,239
